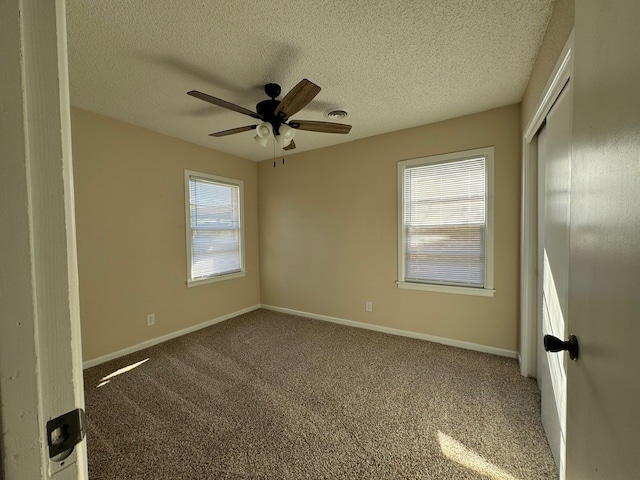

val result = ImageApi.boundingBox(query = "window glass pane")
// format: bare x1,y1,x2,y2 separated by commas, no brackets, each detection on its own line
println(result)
403,156,486,287
191,229,241,279
190,180,239,229
188,175,242,279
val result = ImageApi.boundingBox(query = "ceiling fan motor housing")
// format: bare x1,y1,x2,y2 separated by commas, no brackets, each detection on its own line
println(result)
256,99,285,133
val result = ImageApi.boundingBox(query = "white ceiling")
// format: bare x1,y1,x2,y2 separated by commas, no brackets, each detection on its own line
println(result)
65,0,554,162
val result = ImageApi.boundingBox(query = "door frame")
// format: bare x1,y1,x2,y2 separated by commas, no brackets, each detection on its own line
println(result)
520,31,574,378
0,1,87,478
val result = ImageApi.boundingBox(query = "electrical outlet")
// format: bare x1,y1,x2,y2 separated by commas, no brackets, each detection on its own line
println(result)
146,314,155,326
365,301,373,312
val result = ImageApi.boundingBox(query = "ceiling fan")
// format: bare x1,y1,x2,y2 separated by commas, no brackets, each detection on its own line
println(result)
187,79,352,151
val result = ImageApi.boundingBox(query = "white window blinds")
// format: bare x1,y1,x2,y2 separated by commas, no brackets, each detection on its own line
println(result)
402,156,486,288
188,174,242,281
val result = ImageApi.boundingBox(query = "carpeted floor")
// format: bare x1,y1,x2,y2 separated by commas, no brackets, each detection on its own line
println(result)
83,309,557,479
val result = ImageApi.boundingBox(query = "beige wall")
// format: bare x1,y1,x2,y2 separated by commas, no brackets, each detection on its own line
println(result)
258,104,521,351
72,108,260,361
521,0,574,129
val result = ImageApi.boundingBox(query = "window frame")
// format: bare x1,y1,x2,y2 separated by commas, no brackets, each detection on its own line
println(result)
184,170,246,287
396,147,495,297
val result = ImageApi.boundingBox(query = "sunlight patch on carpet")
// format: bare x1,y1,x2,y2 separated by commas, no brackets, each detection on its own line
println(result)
97,358,149,387
438,430,519,480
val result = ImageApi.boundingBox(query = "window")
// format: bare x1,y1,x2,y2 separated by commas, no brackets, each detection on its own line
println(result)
184,170,245,286
397,147,494,296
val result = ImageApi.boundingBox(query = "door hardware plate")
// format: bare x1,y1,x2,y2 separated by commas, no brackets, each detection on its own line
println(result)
46,408,87,461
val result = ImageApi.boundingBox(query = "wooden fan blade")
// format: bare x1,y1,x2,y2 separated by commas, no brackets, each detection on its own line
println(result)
283,139,296,151
289,120,352,134
209,125,257,137
274,79,321,119
188,90,262,120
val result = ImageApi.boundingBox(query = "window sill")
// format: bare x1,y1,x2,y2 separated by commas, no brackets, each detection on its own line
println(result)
187,271,246,288
396,281,495,297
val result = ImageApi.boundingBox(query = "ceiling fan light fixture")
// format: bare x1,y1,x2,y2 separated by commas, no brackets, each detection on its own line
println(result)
255,122,272,139
275,134,293,149
254,135,268,147
279,124,296,142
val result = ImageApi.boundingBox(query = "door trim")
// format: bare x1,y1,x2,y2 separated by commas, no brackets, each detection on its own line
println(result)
520,31,574,377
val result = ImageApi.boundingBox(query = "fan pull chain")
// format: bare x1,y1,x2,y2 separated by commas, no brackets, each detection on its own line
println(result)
273,137,276,167
272,142,286,168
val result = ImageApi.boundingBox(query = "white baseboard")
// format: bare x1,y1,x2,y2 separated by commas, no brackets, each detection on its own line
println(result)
83,303,517,369
82,304,261,369
261,304,518,359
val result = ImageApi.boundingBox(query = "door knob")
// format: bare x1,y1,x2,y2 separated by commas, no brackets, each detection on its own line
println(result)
544,334,579,361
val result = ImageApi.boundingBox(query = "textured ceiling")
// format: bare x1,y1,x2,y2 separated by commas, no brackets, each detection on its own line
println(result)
65,0,554,162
